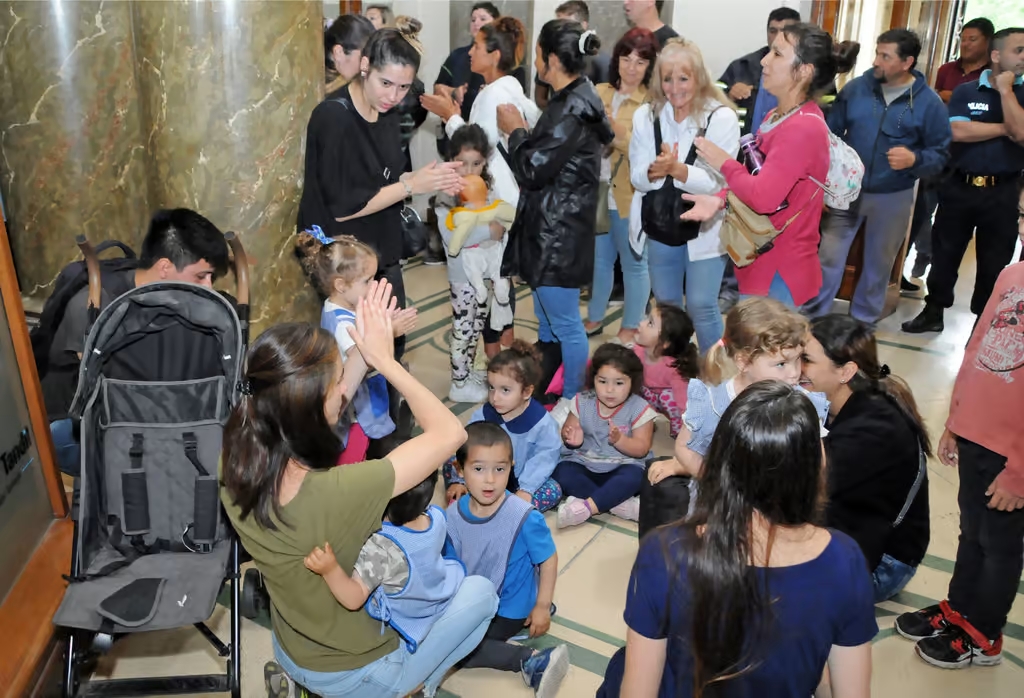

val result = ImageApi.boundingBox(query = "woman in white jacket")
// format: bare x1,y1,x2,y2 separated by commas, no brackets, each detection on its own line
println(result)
421,16,540,207
629,39,740,354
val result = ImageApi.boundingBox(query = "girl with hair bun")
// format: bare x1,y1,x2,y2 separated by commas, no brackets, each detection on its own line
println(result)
497,18,615,401
680,24,861,310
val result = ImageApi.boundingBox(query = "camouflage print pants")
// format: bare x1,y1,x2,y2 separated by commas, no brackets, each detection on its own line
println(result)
450,283,487,383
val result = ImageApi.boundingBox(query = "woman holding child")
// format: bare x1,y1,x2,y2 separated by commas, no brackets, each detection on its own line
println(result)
220,282,498,698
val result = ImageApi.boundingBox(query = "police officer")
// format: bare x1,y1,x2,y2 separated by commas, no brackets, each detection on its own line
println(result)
903,27,1024,334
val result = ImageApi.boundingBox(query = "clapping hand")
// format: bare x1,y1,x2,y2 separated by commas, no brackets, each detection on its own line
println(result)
496,104,527,135
608,423,623,445
420,92,460,122
409,161,464,197
679,193,725,222
561,423,584,448
647,142,678,181
390,306,418,337
347,280,396,370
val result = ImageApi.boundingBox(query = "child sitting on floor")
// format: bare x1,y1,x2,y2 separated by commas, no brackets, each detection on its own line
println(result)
303,471,468,654
633,303,700,439
554,343,657,528
445,422,568,697
443,342,563,511
639,297,829,538
296,229,417,463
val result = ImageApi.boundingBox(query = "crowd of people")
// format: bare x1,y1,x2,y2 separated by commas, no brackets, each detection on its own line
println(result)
38,1,1024,697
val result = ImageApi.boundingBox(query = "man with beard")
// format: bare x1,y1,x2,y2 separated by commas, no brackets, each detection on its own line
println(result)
804,28,951,325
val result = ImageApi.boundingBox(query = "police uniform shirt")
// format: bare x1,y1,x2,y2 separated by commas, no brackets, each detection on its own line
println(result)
947,69,1024,175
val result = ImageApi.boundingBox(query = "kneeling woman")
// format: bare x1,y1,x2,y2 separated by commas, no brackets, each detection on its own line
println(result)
802,314,931,601
221,283,498,698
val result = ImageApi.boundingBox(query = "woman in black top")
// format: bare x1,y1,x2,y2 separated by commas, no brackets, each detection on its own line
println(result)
801,314,932,601
496,19,614,399
298,28,462,358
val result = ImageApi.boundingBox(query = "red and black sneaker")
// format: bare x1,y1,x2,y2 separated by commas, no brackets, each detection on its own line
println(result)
894,603,950,641
916,625,1003,669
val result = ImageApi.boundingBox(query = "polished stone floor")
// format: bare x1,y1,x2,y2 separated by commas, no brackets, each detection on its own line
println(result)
85,244,1023,697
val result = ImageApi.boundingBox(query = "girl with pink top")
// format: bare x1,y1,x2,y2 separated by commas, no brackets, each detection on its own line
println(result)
632,303,699,438
679,23,859,307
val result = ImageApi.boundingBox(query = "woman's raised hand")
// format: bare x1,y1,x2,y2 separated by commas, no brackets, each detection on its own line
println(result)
679,193,725,222
409,161,464,197
420,92,460,122
496,104,527,135
347,280,396,370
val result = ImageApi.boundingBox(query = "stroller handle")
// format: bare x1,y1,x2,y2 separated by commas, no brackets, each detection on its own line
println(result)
76,235,102,312
225,232,250,307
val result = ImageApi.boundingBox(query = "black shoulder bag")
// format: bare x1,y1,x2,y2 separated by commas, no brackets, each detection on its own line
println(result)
640,108,726,247
333,98,428,258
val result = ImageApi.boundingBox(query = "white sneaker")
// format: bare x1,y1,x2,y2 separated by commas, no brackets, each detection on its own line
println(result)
449,377,488,403
610,496,640,522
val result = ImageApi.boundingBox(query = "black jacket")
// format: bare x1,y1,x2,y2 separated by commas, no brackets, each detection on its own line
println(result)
720,47,769,135
824,390,930,571
502,77,614,289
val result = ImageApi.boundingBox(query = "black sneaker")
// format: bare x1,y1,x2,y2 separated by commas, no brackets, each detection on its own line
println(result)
900,276,920,293
895,604,949,641
423,248,446,266
916,625,1003,669
901,305,944,334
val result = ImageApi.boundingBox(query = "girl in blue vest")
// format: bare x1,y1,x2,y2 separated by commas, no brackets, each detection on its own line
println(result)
553,343,658,529
445,422,569,697
297,229,418,463
304,470,475,658
443,341,563,511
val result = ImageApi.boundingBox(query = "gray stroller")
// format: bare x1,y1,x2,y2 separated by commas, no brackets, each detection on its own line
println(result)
54,234,251,697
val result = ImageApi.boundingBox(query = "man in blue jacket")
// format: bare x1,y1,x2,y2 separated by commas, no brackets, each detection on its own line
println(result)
805,29,951,325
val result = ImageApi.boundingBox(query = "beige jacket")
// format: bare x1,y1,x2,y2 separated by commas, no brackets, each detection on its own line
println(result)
596,82,649,214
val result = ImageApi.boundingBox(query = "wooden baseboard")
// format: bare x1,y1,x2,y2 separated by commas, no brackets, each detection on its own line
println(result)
0,518,72,697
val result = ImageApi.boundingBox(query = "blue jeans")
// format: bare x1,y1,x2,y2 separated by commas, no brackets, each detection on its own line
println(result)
741,271,795,308
533,286,588,398
871,553,917,602
50,418,80,476
588,211,650,330
272,575,498,698
805,189,916,324
647,240,726,354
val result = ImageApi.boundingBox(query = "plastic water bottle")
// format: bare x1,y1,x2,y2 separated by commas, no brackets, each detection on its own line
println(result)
739,134,764,175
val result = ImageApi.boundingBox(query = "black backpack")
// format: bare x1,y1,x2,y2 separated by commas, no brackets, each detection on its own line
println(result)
32,240,138,420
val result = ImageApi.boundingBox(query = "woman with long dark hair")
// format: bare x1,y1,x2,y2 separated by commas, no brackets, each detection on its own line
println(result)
599,381,876,697
497,18,614,400
324,14,376,95
802,314,931,601
221,283,497,697
680,24,859,308
298,28,463,360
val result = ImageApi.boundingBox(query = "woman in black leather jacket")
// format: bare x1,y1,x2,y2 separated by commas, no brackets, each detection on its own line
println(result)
497,18,614,399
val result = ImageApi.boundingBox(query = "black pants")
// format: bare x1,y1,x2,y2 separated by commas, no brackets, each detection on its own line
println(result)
376,261,406,360
925,178,1020,315
946,438,1024,640
460,615,532,672
638,472,693,540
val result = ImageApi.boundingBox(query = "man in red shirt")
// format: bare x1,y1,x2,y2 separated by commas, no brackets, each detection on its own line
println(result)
895,183,1024,670
935,18,994,103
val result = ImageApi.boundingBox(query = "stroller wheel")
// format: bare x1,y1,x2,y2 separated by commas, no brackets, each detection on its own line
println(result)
241,568,265,619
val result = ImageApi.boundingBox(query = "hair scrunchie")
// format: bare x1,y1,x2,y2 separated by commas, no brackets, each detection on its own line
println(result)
578,29,596,54
237,380,254,397
879,364,891,378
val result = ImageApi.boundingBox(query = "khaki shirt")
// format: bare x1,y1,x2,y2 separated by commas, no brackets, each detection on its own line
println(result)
597,82,649,214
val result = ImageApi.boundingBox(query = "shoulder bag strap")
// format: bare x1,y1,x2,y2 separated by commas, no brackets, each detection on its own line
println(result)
333,97,396,184
893,444,927,527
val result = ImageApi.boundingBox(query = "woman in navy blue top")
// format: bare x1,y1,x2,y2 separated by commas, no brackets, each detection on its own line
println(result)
599,381,877,698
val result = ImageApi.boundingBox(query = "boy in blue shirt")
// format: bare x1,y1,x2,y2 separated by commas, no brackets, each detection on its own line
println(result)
445,422,568,697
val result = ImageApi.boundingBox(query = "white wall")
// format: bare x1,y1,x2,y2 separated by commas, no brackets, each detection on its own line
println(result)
671,0,806,80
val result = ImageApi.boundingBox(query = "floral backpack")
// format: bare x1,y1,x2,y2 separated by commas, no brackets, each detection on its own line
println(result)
804,112,864,210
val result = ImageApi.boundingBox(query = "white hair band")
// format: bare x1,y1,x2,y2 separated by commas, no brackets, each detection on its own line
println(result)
578,29,596,54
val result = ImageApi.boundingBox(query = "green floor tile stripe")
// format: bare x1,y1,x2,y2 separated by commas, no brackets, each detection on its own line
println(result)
919,553,1024,596
876,338,955,357
1004,649,1024,670
872,627,896,643
875,606,898,619
590,517,639,539
552,616,626,649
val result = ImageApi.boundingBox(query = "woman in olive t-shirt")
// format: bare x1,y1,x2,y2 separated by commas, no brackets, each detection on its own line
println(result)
221,283,497,697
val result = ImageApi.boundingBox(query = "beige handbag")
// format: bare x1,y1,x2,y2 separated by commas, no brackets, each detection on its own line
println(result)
720,191,813,267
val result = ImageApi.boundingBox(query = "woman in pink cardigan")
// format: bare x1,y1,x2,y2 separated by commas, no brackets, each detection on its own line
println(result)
681,24,858,307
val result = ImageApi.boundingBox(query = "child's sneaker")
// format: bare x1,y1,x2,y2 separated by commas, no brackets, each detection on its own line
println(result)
264,661,295,698
916,625,1003,669
895,603,950,641
522,645,569,698
449,376,488,403
609,496,640,522
557,496,592,528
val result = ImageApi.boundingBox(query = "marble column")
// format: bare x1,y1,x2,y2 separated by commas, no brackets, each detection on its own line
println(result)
0,1,151,299
131,0,323,333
